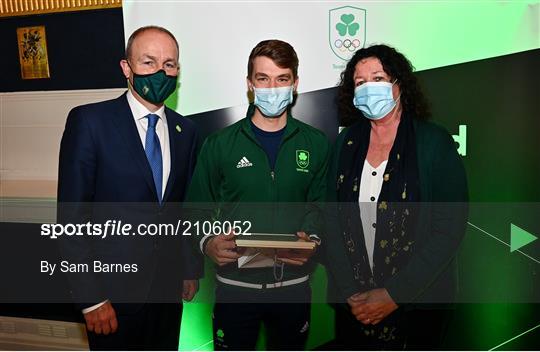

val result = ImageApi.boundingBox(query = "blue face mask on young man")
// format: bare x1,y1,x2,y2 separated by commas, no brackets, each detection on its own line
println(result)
353,81,399,120
253,86,294,118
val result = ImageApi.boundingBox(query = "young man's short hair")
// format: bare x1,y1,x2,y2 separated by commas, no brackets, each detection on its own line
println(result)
247,39,299,79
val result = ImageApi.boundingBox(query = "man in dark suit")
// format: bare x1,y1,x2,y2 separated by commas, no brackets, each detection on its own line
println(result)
57,26,202,350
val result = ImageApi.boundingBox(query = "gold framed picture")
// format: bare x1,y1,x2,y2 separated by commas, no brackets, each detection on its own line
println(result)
17,26,51,80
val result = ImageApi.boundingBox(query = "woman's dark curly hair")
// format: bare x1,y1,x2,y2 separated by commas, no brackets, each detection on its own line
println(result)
337,44,431,126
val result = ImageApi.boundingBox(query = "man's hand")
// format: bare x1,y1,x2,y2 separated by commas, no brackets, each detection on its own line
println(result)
83,301,118,335
204,233,241,266
347,288,398,325
182,280,199,301
276,232,317,266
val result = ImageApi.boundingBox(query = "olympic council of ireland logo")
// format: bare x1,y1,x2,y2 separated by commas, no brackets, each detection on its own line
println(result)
329,6,366,61
296,150,310,172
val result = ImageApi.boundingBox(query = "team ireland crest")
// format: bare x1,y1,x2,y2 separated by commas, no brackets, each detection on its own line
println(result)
296,150,310,169
329,6,366,61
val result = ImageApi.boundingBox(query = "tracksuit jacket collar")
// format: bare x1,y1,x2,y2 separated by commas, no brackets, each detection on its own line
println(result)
240,104,299,143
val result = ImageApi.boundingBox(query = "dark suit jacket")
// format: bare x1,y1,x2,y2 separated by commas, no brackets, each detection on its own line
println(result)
325,119,468,306
57,93,202,310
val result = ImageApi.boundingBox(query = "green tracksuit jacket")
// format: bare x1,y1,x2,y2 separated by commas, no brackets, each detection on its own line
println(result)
186,105,330,284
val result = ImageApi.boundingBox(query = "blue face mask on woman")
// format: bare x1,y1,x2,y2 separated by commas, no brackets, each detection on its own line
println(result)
353,81,399,120
253,86,294,118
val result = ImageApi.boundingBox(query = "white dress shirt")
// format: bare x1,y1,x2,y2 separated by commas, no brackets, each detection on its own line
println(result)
358,159,388,272
82,90,172,314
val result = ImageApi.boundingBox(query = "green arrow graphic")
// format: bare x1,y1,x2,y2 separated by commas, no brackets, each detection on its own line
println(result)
510,224,537,252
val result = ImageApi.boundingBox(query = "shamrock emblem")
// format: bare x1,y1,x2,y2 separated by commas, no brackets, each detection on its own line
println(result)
296,150,310,169
216,329,225,339
336,14,360,36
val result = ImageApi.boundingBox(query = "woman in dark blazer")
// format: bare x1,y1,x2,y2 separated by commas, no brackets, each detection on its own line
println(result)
325,44,468,350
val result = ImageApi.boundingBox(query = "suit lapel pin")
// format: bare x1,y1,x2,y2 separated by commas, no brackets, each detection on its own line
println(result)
176,125,181,133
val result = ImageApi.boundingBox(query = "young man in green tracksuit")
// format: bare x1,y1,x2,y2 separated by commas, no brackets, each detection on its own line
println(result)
186,39,330,350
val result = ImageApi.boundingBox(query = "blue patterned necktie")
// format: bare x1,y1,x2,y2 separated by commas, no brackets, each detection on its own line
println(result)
145,114,163,203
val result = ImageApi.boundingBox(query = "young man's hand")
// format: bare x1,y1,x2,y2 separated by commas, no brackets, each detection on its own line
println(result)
204,233,241,266
276,231,317,266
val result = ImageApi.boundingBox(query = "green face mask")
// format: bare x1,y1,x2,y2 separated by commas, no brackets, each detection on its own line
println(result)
131,69,177,104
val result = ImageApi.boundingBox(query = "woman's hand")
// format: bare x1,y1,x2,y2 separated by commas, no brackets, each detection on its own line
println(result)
347,288,398,325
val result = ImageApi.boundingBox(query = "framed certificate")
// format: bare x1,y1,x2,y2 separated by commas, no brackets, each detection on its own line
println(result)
235,233,316,250
236,233,316,268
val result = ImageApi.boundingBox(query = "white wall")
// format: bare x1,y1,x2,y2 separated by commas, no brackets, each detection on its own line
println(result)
0,88,125,198
123,0,539,116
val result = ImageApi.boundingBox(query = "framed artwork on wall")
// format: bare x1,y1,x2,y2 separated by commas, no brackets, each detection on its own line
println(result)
16,25,50,79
